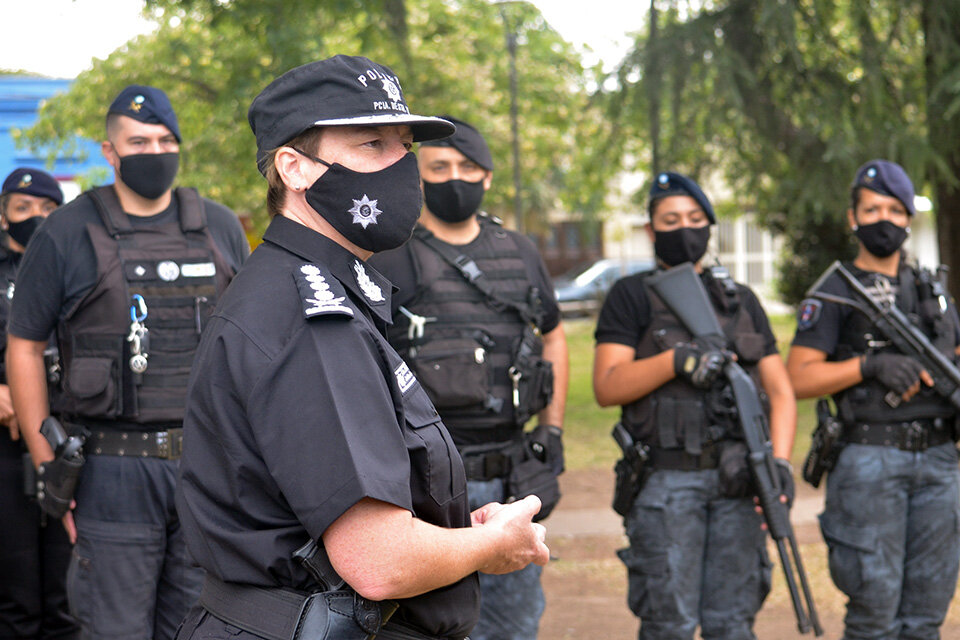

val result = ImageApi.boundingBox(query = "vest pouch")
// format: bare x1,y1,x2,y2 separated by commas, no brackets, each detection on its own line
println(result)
65,357,119,418
510,325,554,426
732,332,766,365
408,337,490,410
506,443,561,522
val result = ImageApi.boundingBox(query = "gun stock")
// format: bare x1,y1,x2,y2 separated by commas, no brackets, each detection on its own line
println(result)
647,263,823,636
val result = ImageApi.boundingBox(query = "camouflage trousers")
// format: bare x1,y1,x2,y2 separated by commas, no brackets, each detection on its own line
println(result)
618,468,771,640
820,442,960,640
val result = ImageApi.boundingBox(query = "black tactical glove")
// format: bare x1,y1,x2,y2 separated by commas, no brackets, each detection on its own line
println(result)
528,424,564,476
674,342,728,389
860,353,926,396
774,457,795,509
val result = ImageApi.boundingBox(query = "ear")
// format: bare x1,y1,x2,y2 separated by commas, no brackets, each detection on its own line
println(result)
644,221,655,245
274,147,314,192
101,140,118,168
846,208,857,231
482,170,493,191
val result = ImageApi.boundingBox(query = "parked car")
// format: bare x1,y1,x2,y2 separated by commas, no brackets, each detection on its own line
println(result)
553,258,654,316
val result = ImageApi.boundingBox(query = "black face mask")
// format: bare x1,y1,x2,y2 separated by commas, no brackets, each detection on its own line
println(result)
653,225,711,267
6,216,43,248
301,151,423,253
117,152,179,200
422,178,486,223
854,220,909,258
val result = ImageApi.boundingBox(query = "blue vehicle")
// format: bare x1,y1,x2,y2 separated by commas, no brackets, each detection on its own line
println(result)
553,258,654,316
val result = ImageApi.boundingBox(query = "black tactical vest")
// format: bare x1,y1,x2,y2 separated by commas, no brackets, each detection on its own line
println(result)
622,267,770,452
387,219,542,442
57,186,234,425
833,261,957,423
0,246,18,384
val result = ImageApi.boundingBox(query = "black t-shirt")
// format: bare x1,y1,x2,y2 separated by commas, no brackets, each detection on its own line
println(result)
595,269,778,357
8,190,249,342
176,216,479,639
369,221,561,335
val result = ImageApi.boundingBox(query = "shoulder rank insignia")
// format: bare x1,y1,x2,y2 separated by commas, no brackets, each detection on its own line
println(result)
353,260,385,303
294,264,354,319
796,298,822,331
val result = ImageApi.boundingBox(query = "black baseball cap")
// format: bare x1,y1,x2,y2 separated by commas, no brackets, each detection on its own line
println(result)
248,55,456,175
420,115,493,171
852,159,916,217
649,171,716,224
107,85,181,142
2,168,63,206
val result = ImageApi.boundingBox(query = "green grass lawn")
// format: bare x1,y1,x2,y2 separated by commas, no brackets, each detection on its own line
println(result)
561,313,815,471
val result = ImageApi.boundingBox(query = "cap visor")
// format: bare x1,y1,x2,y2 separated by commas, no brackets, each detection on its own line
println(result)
311,114,455,142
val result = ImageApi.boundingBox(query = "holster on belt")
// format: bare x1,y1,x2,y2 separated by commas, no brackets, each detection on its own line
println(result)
35,417,87,519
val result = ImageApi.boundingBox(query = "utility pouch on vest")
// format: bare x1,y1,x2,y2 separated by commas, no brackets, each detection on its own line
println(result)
408,336,491,410
509,325,554,426
802,398,844,488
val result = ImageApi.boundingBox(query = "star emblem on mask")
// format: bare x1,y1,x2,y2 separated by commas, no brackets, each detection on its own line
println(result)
348,194,382,229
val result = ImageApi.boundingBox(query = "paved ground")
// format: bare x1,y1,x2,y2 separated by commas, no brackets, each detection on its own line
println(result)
537,468,960,639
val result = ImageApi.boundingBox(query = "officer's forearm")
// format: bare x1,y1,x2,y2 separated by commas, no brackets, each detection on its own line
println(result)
6,335,53,468
594,343,674,407
758,353,797,460
539,324,568,428
786,345,863,399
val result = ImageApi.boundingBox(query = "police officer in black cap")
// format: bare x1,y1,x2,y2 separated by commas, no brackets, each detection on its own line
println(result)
175,56,549,640
6,85,249,639
593,172,796,639
788,159,960,639
368,115,568,640
0,168,79,639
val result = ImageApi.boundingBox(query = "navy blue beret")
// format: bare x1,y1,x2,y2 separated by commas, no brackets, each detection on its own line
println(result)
649,171,716,224
108,85,181,142
248,55,454,175
1,168,63,206
420,115,493,171
852,159,916,217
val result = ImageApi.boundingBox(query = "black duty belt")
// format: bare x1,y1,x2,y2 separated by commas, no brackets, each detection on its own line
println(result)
85,428,183,459
199,575,437,640
842,419,953,452
648,443,720,471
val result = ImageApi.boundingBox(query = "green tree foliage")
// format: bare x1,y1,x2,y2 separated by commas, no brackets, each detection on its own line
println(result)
602,0,960,304
19,0,592,235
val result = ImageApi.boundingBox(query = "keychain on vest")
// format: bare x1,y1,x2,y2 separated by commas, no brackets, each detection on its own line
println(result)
127,294,150,375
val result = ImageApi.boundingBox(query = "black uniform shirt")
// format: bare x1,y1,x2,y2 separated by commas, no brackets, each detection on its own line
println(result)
595,269,778,356
8,192,249,342
176,216,479,639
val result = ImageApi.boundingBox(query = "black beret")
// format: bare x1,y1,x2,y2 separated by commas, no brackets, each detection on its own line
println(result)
649,171,716,224
248,55,456,175
1,168,63,206
420,115,493,171
852,159,916,217
108,85,181,142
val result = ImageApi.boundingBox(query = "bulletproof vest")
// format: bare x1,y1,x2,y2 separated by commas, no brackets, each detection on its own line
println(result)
57,186,234,424
0,246,18,384
387,218,541,440
622,267,770,453
833,261,957,423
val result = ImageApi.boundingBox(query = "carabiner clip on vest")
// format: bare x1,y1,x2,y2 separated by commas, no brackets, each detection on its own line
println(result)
127,294,150,375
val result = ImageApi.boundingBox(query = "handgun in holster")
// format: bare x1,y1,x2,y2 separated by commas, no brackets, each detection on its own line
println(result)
612,422,650,517
35,417,87,519
802,398,844,489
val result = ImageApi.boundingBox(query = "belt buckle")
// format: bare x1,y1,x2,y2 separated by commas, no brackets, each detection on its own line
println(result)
901,422,927,452
156,429,184,460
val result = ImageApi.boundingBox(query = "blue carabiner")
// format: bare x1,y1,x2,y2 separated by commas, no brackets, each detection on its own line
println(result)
130,294,148,323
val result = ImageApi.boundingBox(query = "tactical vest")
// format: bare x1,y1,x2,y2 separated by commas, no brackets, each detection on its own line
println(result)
0,246,18,384
57,186,234,425
833,261,957,423
622,267,770,453
387,219,543,441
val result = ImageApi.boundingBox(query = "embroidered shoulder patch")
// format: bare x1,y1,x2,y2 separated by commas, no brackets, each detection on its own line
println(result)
796,298,822,332
353,260,385,303
293,264,354,319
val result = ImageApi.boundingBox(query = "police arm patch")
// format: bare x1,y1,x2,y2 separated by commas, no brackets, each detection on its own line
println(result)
294,264,354,319
796,298,822,331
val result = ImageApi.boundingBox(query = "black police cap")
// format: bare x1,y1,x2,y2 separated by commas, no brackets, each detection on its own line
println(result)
649,171,716,224
852,159,916,217
107,85,181,142
420,115,493,171
1,168,63,206
248,55,456,175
